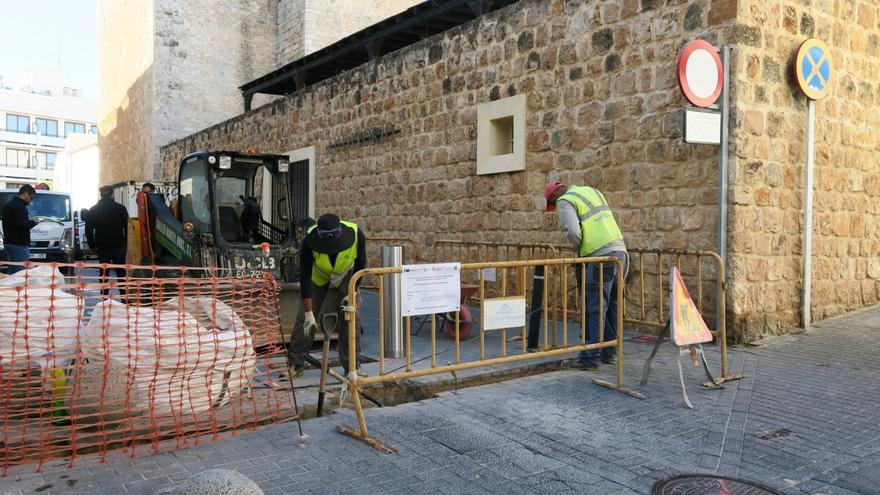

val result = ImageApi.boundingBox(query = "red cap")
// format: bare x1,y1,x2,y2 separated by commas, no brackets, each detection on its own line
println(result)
544,182,566,211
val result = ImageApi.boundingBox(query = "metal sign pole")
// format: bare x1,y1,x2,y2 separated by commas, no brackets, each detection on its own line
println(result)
802,99,815,329
716,45,731,333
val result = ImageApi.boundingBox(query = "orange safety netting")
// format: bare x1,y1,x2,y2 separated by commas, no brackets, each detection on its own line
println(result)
0,261,298,475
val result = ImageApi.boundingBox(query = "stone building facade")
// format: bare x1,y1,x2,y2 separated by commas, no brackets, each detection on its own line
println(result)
99,0,420,185
159,0,880,341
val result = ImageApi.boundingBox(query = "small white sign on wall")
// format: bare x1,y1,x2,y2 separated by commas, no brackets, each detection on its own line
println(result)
684,109,722,145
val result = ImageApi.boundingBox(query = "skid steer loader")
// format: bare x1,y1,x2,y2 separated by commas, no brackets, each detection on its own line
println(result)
130,150,307,346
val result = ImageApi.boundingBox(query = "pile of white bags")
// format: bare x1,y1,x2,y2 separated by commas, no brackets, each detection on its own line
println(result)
0,266,81,363
0,265,255,417
82,296,255,416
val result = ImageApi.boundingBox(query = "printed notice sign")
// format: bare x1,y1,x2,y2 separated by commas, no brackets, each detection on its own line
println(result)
669,266,713,346
483,297,526,331
401,263,461,317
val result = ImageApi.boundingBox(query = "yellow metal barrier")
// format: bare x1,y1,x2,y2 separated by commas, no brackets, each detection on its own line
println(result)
432,240,570,337
431,239,559,264
624,248,740,383
333,256,645,451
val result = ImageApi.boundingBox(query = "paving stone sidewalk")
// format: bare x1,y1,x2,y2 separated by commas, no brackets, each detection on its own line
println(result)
3,307,880,494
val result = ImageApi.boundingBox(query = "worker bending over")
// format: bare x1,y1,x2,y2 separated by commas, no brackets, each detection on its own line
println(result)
544,182,628,370
291,213,367,377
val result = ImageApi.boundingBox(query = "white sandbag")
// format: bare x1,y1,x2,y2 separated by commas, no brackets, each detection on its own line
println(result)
82,297,255,416
0,266,82,364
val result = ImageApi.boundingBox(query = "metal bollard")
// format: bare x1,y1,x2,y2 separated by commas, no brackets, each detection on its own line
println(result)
380,246,404,358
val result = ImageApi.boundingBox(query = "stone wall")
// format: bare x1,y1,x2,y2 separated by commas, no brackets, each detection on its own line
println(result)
97,0,155,185
726,0,880,339
159,0,880,339
152,0,278,178
276,0,423,66
277,0,306,66
99,0,278,184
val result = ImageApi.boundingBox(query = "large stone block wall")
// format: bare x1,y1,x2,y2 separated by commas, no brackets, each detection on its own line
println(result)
726,0,880,339
160,0,880,339
161,0,737,328
97,0,155,185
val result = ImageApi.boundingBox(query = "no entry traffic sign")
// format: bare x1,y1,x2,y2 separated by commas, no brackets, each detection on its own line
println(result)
677,40,723,107
795,38,832,100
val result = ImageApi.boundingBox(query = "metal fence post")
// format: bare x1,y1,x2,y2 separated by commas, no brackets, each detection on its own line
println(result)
380,246,404,358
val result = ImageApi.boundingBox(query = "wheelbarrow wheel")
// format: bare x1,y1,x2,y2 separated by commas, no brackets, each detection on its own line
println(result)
444,306,472,340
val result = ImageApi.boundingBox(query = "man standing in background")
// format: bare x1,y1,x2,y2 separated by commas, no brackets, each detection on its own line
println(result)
2,185,41,273
86,186,129,296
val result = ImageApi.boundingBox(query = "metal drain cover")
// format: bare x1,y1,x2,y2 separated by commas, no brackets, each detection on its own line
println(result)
652,475,782,495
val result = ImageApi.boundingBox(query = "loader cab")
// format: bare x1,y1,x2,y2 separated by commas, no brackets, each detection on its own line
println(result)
178,151,294,247
175,151,299,281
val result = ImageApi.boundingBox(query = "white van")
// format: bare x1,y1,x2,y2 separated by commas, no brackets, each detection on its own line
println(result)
0,189,82,263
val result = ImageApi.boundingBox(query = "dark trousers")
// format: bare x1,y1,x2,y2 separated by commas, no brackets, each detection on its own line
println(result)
5,244,30,274
288,274,361,373
97,248,127,297
579,251,628,364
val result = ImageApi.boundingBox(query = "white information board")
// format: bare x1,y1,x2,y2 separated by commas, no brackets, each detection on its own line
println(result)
483,297,526,331
684,109,722,145
401,263,461,317
483,268,496,282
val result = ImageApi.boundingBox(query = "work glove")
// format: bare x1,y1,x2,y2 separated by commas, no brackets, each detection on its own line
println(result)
303,310,317,340
340,295,360,311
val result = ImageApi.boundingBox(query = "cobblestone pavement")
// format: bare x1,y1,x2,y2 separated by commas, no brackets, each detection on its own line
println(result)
3,307,880,494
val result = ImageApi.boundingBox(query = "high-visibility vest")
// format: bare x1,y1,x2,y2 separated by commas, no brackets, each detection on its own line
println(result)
309,221,359,288
558,185,623,256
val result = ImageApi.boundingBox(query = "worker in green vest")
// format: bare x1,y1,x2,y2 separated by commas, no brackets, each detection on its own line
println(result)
289,213,367,377
544,182,628,370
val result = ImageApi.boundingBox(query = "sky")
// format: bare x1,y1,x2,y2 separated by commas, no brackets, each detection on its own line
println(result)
0,0,97,102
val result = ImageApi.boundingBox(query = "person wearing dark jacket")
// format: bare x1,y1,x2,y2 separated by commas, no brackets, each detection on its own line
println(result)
288,214,367,377
2,184,41,273
86,186,129,296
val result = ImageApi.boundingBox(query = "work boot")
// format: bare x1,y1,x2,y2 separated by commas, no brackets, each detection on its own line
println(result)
560,359,599,371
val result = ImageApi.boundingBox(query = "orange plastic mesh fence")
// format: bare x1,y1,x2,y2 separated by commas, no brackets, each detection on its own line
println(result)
0,261,297,475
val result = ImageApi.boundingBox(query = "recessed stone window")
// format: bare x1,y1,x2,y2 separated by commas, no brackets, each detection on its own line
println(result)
477,94,526,175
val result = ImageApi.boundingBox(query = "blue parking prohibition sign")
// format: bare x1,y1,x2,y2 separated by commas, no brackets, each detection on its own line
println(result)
795,39,832,100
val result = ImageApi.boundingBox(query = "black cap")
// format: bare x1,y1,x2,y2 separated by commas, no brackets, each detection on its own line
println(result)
306,213,356,253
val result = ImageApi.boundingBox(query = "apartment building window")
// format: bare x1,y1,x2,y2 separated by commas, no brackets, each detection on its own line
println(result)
89,125,97,135
64,122,85,136
35,151,56,171
5,149,30,168
36,118,59,137
5,114,29,133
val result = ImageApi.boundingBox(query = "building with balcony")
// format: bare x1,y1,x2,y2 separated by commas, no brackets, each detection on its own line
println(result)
0,81,96,190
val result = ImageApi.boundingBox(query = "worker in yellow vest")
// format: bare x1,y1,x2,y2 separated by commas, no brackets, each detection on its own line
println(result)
544,182,628,370
289,213,367,376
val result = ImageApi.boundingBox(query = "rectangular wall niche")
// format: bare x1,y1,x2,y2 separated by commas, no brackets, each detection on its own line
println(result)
477,94,526,175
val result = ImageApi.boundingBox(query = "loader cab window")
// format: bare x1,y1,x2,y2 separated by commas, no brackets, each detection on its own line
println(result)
179,158,211,234
216,176,248,243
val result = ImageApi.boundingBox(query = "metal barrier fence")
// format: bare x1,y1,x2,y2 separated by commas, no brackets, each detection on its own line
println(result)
431,240,573,333
0,262,299,475
332,256,644,451
431,240,559,264
623,248,736,381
